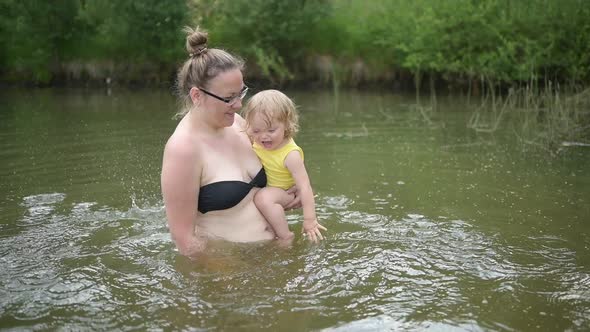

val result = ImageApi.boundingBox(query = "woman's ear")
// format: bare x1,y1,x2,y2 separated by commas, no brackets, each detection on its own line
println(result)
189,87,200,104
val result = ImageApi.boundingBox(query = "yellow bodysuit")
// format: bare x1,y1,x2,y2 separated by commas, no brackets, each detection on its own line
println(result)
253,138,304,190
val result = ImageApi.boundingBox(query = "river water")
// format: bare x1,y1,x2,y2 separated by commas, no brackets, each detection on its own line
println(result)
0,88,588,331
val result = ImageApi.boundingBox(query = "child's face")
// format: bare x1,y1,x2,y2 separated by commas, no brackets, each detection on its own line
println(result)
248,113,288,150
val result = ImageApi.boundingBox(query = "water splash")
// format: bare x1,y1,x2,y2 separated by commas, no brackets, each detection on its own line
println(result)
0,193,588,330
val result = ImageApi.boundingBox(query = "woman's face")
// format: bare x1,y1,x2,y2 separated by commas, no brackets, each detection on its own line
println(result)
198,68,245,128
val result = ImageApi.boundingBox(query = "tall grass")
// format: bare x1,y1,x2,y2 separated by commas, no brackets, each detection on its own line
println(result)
465,83,590,154
515,87,590,154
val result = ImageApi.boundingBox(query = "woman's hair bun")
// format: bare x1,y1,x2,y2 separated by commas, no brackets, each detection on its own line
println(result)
184,26,208,57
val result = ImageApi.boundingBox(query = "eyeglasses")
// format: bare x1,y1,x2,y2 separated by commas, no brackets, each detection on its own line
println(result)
199,85,249,105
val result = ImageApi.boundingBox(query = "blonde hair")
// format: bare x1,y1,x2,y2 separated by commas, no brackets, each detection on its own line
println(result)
175,26,244,118
242,90,300,139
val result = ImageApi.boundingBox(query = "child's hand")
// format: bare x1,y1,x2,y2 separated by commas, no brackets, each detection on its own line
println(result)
302,218,327,243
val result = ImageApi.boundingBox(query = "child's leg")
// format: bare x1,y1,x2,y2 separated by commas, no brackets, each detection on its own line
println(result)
254,187,295,240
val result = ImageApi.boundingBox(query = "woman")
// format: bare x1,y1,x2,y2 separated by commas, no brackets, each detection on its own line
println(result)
161,27,297,257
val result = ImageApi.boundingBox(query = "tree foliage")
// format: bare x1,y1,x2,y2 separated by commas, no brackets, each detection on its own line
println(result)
191,0,330,82
0,0,187,84
0,0,588,86
341,0,590,85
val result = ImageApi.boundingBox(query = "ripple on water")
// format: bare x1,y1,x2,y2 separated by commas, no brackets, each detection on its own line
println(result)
22,193,67,207
321,195,355,210
283,206,530,321
1,196,183,327
1,191,589,330
19,193,67,225
323,315,489,332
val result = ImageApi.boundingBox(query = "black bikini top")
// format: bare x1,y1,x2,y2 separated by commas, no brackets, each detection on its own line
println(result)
198,168,267,214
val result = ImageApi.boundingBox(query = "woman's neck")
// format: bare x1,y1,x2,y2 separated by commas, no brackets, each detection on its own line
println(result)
187,109,225,137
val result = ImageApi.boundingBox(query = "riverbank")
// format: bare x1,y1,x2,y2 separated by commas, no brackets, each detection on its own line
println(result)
0,58,570,98
3,1,588,93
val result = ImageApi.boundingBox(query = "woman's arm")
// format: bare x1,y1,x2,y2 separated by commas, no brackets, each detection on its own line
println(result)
161,139,206,256
284,150,327,242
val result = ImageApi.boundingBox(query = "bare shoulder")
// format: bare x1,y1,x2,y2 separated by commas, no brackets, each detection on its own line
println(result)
162,129,202,182
233,113,247,131
232,113,253,145
284,149,306,172
164,130,199,162
285,148,304,163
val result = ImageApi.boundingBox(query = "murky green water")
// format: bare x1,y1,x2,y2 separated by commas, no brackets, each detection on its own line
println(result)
1,88,589,331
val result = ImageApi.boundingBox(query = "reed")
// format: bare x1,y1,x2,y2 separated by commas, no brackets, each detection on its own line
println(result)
466,82,590,154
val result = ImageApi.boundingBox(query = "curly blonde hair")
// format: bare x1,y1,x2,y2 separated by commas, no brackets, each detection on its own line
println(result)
242,90,300,139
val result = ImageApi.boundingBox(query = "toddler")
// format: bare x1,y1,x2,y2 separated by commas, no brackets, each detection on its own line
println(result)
242,90,327,242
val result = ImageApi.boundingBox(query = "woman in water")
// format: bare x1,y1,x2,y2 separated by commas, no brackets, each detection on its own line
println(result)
161,27,299,257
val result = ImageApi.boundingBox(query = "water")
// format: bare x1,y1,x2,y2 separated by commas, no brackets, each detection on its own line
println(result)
0,88,589,331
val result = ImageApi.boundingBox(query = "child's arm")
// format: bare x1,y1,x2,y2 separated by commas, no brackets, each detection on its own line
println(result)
284,150,327,242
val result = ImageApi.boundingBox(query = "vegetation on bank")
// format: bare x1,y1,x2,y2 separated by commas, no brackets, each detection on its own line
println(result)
0,0,187,84
1,0,589,90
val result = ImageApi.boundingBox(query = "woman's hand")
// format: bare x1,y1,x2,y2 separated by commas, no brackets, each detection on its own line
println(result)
284,185,302,210
175,232,208,258
302,218,327,243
